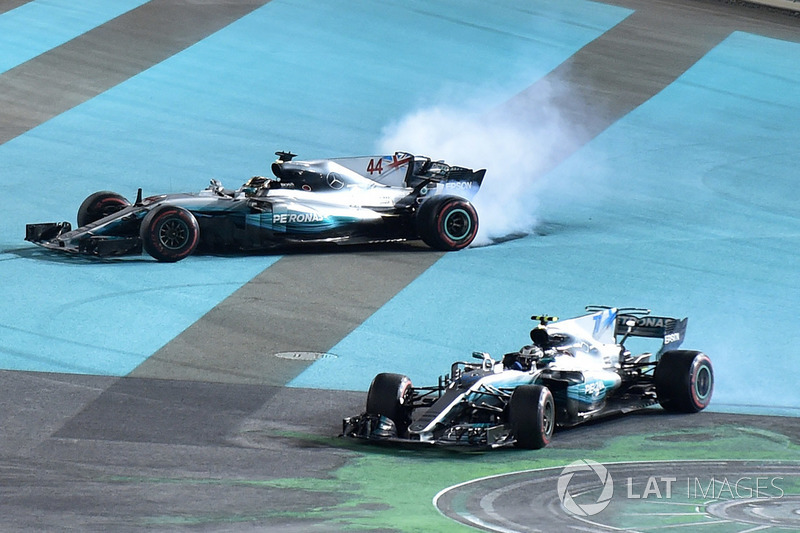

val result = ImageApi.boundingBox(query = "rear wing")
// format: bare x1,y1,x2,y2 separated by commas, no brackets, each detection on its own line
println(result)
616,313,687,355
587,306,687,355
401,154,485,199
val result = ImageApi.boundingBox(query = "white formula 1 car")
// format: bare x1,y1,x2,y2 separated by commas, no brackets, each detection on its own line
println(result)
26,151,484,261
343,306,713,449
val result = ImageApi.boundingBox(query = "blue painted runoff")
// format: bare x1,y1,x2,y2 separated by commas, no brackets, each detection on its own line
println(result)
0,0,630,375
0,0,149,75
290,31,800,417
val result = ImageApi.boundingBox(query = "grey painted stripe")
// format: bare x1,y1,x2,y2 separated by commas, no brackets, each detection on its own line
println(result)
0,0,270,145
498,0,799,179
130,245,444,385
498,4,730,179
0,0,31,15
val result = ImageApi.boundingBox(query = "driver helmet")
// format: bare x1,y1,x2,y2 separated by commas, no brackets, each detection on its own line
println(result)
242,176,278,196
530,326,550,347
516,344,543,369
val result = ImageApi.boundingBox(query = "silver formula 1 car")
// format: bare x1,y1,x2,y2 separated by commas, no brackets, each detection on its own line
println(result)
343,306,714,449
25,151,484,262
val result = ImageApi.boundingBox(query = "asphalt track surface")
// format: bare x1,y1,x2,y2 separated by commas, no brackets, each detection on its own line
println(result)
1,0,800,531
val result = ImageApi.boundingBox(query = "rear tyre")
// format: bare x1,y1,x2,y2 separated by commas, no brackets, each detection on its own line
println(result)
655,350,713,413
140,205,200,262
77,191,130,227
365,373,413,436
510,384,555,449
415,195,478,251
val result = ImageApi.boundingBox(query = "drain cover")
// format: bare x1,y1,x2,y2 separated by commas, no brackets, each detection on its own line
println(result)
273,351,338,361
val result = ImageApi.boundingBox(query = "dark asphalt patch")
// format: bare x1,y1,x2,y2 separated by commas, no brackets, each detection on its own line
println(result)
54,376,274,445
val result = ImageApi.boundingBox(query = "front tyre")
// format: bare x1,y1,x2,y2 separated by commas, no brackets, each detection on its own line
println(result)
510,384,555,449
77,191,130,227
655,350,713,413
365,373,413,437
416,195,478,251
140,205,200,262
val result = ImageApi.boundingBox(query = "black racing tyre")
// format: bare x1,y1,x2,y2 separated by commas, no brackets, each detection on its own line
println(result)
140,205,200,262
655,350,714,413
365,373,413,436
509,384,555,449
77,191,130,227
415,195,478,251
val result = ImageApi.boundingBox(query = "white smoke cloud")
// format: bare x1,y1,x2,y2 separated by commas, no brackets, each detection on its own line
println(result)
378,79,588,246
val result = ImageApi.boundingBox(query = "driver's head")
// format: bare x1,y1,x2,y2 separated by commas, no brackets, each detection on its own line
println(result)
242,176,269,196
245,176,267,188
514,344,543,369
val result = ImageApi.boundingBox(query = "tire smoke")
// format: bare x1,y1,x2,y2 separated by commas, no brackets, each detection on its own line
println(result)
379,79,588,246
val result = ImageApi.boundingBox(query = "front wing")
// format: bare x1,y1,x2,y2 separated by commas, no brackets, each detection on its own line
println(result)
342,413,515,449
26,221,142,257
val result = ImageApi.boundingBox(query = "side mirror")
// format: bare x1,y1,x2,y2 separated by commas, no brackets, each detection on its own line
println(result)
472,351,489,360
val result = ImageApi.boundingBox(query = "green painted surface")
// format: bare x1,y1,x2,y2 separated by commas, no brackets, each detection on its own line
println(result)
99,421,800,531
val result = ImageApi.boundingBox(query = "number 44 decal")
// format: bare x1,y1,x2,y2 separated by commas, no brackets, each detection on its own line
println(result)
367,158,383,175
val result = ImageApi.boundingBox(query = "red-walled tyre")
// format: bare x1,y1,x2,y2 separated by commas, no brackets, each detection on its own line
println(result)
140,205,199,262
415,195,478,251
655,350,714,413
77,191,130,227
365,373,414,437
510,384,555,449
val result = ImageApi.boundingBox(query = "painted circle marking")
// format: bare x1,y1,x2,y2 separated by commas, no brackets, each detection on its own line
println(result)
706,496,800,528
434,460,800,532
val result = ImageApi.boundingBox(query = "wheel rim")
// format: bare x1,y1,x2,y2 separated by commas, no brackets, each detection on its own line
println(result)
443,208,472,240
542,398,555,436
694,364,712,400
158,218,190,249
